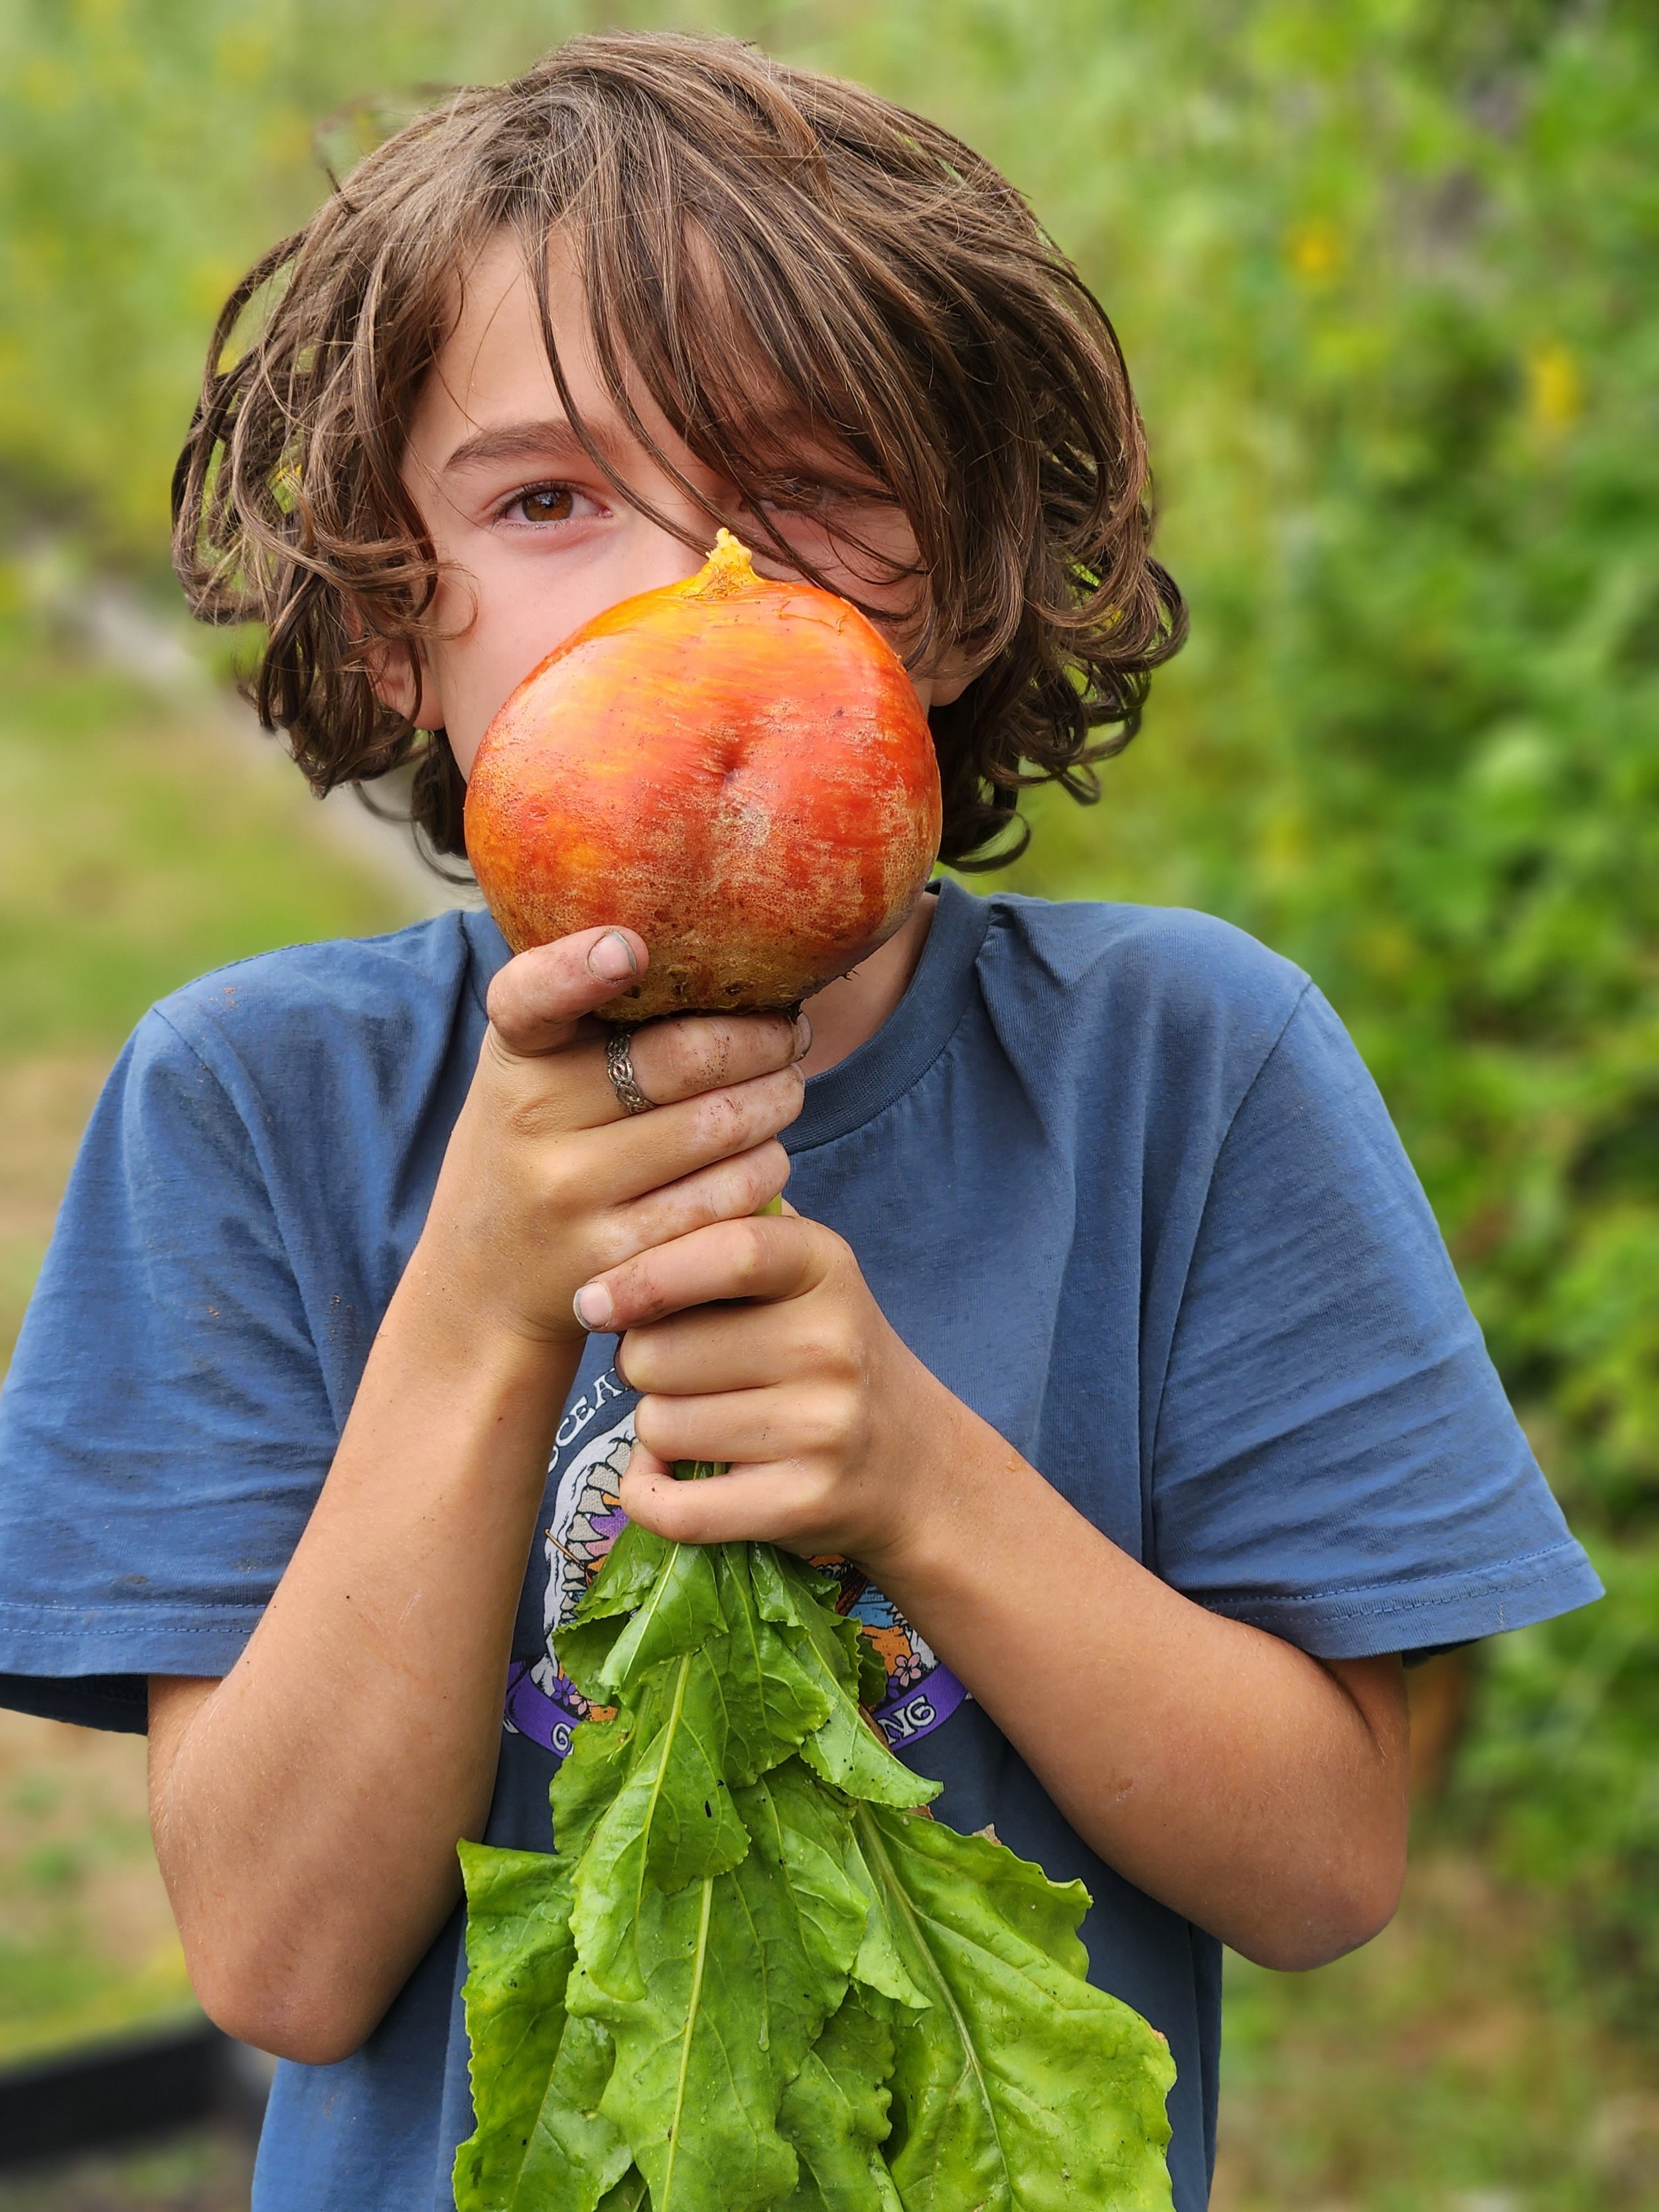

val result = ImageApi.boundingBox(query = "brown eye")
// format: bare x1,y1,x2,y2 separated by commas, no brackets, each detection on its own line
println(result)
769,477,823,508
518,485,575,523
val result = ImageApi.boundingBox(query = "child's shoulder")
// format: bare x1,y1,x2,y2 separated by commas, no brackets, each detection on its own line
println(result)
155,907,486,1026
972,888,1312,1070
129,910,494,1112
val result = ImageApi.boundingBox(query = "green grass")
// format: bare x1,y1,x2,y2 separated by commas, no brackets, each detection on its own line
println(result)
0,617,412,2074
0,608,409,1060
0,2126,253,2212
0,598,416,1365
0,1702,196,2069
1218,1852,1659,2211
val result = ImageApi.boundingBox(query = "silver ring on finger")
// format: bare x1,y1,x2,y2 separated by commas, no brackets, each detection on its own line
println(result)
605,1027,657,1115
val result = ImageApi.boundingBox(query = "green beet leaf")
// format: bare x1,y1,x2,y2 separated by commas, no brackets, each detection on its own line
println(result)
570,1858,808,2212
748,1548,890,1711
762,1576,937,1812
744,1540,839,1629
596,1540,728,1688
578,1521,678,1622
851,1804,1177,2211
573,1650,753,1927
678,1552,841,1786
567,1606,845,1987
735,1759,869,2010
567,1767,865,2209
776,1987,904,2212
843,1826,931,2018
596,2174,648,2212
553,1711,638,1860
463,1497,1175,2212
453,1842,631,2212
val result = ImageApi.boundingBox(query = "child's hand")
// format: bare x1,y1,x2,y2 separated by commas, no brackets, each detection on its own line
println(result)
419,927,810,1350
575,1210,968,1574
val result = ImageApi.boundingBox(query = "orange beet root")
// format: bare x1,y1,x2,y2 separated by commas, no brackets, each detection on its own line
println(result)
465,532,943,1021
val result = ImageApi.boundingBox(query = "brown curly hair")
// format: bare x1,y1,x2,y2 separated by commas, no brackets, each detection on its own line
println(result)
172,31,1185,870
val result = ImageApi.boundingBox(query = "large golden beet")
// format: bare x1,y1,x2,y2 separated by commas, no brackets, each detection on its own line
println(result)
465,531,943,1021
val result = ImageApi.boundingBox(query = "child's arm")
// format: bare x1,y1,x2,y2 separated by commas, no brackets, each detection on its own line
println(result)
583,1215,1411,1974
147,929,808,2065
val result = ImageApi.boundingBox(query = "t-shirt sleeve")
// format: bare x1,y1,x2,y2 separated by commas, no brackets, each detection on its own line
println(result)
0,1008,340,1722
1149,984,1602,1657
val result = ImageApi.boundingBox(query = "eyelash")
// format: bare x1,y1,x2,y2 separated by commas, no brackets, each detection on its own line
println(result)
756,477,828,512
499,481,590,526
494,476,841,531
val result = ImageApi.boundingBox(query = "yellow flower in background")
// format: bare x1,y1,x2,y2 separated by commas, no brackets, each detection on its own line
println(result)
1286,218,1342,284
1259,806,1309,880
1353,923,1414,984
273,457,304,515
1525,340,1583,437
188,258,242,321
19,56,73,112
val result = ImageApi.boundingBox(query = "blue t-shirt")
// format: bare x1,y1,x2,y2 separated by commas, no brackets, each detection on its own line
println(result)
0,881,1599,2211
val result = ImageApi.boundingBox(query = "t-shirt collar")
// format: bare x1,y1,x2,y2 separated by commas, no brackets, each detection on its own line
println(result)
461,878,990,1153
789,879,989,1151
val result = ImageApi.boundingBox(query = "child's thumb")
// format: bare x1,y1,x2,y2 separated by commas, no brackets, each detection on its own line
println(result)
485,928,649,1057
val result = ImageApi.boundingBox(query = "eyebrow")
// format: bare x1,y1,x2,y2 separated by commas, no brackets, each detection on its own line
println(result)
439,409,887,500
439,417,613,475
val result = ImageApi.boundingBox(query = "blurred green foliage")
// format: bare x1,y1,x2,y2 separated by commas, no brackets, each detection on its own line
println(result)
0,0,593,559
1453,1534,1659,2038
0,0,1656,2190
0,1710,196,2068
893,0,1659,1539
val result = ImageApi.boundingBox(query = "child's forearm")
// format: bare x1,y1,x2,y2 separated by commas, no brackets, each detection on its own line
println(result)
150,1268,578,2065
865,1392,1411,1971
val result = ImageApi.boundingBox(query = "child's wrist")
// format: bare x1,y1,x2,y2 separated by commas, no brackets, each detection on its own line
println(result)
847,1354,984,1587
855,1373,1043,1613
390,1235,588,1378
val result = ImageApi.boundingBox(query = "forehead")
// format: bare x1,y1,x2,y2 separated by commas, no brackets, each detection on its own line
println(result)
406,226,843,488
411,233,593,459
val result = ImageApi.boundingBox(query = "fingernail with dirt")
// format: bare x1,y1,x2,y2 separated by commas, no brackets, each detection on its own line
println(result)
588,931,638,980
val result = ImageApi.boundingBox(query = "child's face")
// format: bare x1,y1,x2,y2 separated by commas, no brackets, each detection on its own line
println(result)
386,233,964,773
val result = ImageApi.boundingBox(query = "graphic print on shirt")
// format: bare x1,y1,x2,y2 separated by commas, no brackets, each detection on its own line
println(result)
502,1366,966,1760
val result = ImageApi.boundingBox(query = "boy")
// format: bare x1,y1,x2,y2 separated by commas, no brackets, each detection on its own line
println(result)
0,33,1599,2211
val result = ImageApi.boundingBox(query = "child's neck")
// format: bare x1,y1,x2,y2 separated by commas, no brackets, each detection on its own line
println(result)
797,887,938,1079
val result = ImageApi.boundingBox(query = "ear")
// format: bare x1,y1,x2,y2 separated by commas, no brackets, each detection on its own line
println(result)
360,631,441,732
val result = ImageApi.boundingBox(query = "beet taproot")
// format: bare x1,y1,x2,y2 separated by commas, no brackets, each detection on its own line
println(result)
465,531,942,1021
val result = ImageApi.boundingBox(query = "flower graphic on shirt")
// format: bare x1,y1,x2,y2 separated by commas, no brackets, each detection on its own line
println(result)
810,1554,940,1694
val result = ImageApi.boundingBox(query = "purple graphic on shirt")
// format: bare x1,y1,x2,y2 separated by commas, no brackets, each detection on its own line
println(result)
503,1660,585,1760
504,1378,967,1762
